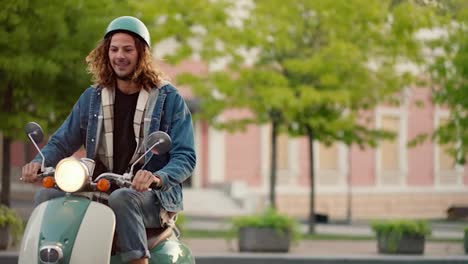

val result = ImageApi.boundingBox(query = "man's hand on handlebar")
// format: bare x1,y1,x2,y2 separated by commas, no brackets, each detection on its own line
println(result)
21,162,41,183
132,170,162,192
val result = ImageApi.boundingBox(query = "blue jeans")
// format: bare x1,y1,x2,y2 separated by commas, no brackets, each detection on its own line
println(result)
34,188,162,262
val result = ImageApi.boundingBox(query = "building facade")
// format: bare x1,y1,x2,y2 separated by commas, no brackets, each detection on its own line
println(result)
7,60,468,221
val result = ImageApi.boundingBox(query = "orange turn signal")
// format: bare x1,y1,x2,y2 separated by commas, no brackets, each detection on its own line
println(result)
42,176,55,188
96,179,110,192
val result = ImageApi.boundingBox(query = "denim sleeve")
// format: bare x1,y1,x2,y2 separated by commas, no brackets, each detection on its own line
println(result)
31,91,87,167
156,94,196,192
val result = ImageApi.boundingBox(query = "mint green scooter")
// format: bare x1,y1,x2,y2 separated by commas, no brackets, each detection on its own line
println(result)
18,122,195,264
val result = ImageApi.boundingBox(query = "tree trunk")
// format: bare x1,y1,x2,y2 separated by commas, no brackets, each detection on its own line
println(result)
346,145,352,223
1,136,11,206
269,119,278,209
1,82,13,206
307,126,315,234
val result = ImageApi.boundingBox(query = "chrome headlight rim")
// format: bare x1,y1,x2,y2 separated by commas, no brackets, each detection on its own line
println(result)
55,157,88,193
39,244,64,264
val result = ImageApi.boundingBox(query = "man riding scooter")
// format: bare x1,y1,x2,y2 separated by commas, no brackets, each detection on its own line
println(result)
21,16,196,264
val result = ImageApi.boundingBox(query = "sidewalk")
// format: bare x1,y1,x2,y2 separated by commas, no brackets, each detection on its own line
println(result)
184,215,466,240
1,215,467,264
181,215,468,261
184,237,465,257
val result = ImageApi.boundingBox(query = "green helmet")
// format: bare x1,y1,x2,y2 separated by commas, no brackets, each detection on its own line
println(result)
105,16,151,47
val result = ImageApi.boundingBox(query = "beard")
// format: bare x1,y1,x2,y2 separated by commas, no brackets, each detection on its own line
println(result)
114,69,134,81
112,60,135,81
116,74,132,81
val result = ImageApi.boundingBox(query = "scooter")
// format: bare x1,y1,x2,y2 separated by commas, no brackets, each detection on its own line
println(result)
18,122,195,264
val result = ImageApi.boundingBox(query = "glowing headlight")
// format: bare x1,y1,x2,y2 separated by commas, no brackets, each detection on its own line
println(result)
55,157,88,192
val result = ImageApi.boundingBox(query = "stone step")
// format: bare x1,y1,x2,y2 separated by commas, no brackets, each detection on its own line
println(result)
183,188,250,218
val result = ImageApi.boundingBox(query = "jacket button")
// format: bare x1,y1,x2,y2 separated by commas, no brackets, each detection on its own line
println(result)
91,138,95,142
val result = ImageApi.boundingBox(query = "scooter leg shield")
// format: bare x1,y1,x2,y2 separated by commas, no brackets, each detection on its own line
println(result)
69,201,116,263
18,196,116,264
18,201,48,264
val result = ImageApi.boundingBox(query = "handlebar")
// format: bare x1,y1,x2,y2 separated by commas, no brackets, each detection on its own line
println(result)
95,173,132,188
33,169,159,191
94,172,160,190
37,170,55,178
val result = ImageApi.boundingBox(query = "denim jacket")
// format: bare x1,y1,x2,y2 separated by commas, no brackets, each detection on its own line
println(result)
33,83,196,212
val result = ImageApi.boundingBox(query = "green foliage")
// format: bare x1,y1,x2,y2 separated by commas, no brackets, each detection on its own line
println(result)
132,0,230,64
422,0,468,164
175,0,436,148
0,0,128,139
0,205,24,244
371,219,432,237
229,208,301,243
168,0,438,225
371,219,431,253
175,213,187,235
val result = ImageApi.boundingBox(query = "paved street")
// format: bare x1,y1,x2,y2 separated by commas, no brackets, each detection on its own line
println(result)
2,184,468,263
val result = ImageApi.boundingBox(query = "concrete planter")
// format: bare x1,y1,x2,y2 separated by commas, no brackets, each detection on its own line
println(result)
0,225,11,250
464,229,468,254
377,233,425,254
238,227,290,252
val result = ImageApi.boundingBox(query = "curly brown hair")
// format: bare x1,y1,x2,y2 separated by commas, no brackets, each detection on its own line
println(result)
86,33,164,90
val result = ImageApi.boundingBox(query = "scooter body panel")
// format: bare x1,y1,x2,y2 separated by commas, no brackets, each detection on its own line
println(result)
150,240,196,264
110,239,195,264
69,199,115,263
18,201,48,264
18,195,116,264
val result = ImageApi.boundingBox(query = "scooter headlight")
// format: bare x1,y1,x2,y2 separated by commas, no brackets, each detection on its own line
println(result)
55,157,88,192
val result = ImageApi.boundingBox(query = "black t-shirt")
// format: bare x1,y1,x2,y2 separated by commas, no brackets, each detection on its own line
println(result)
113,88,139,174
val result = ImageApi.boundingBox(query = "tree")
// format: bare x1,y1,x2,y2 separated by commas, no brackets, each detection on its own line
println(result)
178,0,437,233
130,0,230,64
0,0,127,206
423,0,468,164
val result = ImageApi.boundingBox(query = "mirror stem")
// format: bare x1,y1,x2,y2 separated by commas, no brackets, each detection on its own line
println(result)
128,140,161,176
28,133,45,172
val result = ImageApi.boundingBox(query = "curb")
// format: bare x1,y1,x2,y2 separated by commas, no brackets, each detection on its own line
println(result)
2,253,468,264
196,255,468,264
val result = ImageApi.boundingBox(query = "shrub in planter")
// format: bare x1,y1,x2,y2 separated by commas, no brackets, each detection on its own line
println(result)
175,213,187,236
464,227,468,254
0,205,24,249
230,208,301,252
371,219,431,254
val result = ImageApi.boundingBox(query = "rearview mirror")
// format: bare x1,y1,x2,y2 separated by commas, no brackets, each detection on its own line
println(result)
146,131,172,155
128,131,172,176
24,122,44,144
24,122,46,172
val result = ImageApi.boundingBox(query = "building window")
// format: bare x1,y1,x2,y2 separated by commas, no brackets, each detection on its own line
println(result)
277,134,290,171
435,116,459,185
319,143,338,170
381,116,400,171
378,113,404,186
317,142,340,186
